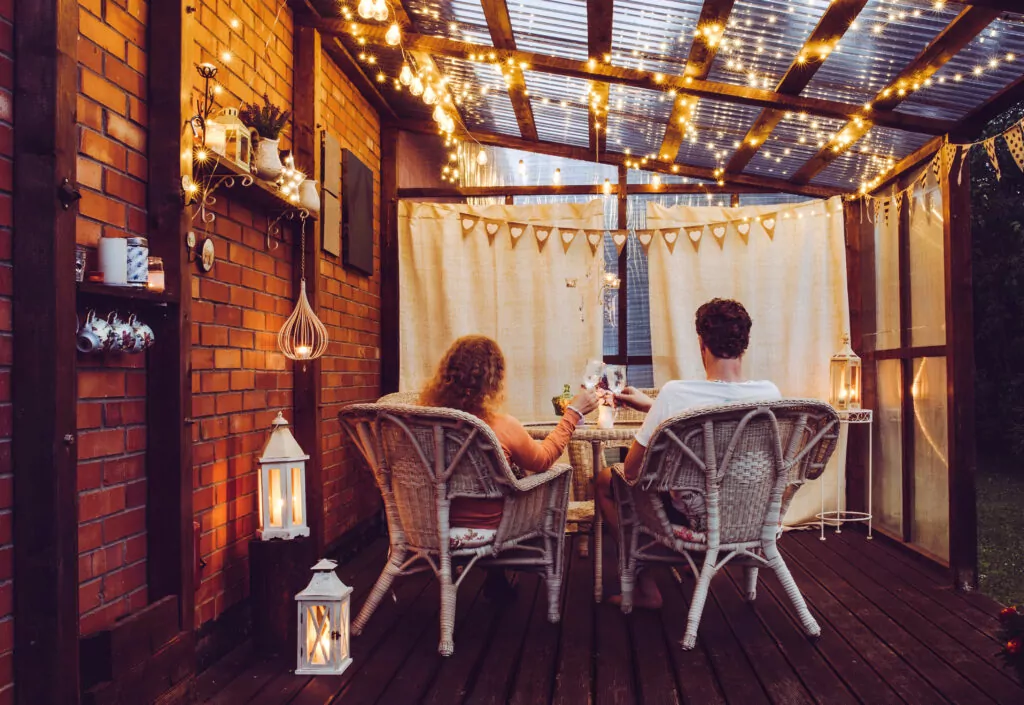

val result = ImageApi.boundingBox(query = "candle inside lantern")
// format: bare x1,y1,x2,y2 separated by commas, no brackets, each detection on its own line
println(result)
597,405,615,429
306,606,331,665
147,257,165,292
295,345,312,359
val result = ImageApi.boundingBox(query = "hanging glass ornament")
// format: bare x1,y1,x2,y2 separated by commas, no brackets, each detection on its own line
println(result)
278,218,329,361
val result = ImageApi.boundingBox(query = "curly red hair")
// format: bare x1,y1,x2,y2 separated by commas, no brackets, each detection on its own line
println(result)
420,335,505,420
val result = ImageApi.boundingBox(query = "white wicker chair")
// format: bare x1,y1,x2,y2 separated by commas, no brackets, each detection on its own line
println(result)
610,400,840,649
339,403,572,657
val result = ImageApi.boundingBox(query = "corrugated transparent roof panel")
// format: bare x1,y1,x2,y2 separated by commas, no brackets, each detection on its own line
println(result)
406,0,493,46
706,0,825,90
810,148,892,189
743,141,821,179
632,193,735,210
523,71,592,147
626,169,713,185
506,0,590,60
610,1,702,74
897,14,1024,121
604,85,674,156
672,98,762,169
800,0,960,106
435,56,522,136
492,147,618,185
739,193,816,206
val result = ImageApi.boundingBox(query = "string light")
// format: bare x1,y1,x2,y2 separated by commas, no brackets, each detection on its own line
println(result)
602,178,612,195
422,83,437,105
476,149,488,166
398,64,413,85
553,168,561,185
357,0,374,19
517,159,526,176
385,23,401,47
410,75,424,96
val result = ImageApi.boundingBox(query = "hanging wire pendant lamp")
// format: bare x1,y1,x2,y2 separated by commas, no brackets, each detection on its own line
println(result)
279,216,329,361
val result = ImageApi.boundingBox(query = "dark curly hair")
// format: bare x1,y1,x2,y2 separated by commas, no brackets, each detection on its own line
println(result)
420,335,505,420
695,299,752,360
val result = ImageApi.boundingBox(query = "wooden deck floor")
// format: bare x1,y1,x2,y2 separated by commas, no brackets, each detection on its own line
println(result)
196,528,1022,705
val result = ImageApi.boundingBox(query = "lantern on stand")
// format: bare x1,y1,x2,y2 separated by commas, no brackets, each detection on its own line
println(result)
205,107,252,172
257,412,310,540
829,335,862,411
296,559,352,676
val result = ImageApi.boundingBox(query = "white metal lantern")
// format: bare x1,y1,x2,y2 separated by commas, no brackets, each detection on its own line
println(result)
295,559,352,676
829,335,862,411
205,107,252,172
257,412,310,540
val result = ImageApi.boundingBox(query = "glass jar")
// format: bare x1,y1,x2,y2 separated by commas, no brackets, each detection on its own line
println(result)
552,383,573,416
147,256,165,293
126,237,149,286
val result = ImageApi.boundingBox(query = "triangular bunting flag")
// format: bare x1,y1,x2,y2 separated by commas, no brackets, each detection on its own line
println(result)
459,213,480,234
482,218,502,242
984,137,1002,181
892,185,903,224
560,228,577,253
758,214,777,239
940,142,958,184
736,220,750,244
710,223,727,250
660,229,679,254
1005,124,1024,172
508,222,527,246
611,230,628,255
636,229,654,253
687,227,702,252
534,226,552,250
585,229,603,254
958,144,971,185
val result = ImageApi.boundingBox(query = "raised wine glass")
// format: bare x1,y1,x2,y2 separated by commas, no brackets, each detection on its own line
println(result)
582,360,605,391
605,365,627,396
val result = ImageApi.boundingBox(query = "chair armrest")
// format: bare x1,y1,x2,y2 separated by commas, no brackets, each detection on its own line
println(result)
509,463,573,492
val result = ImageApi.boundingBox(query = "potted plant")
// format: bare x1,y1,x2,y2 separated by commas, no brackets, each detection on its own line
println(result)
240,93,291,180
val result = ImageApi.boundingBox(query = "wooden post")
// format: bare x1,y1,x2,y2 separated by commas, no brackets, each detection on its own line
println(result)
942,150,978,591
616,165,628,356
380,126,400,393
146,0,195,636
12,0,81,701
843,200,870,514
897,181,915,544
292,25,325,555
249,538,316,657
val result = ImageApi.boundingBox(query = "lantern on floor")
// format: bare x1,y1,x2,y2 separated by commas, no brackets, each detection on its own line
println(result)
296,559,352,676
257,412,310,540
829,335,862,411
205,107,252,173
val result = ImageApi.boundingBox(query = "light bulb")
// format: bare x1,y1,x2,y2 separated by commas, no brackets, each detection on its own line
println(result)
432,104,446,123
518,159,525,175
357,0,374,18
385,23,401,46
295,345,311,359
476,149,488,166
553,168,561,184
399,63,413,85
372,0,389,21
652,174,662,188
410,75,424,96
602,178,611,195
422,83,437,105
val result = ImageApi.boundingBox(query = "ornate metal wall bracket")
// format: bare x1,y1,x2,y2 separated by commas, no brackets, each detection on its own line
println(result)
266,208,310,251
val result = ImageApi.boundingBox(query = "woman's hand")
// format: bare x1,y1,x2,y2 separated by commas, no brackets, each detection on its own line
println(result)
567,388,600,418
615,386,654,413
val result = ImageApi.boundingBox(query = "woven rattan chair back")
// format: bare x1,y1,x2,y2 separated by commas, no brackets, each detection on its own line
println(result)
377,390,420,405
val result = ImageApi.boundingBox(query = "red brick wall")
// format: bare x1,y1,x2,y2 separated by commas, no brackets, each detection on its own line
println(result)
75,0,151,637
318,54,383,544
0,0,12,698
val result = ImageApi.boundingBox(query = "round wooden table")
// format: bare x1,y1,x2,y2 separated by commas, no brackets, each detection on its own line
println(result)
523,421,641,602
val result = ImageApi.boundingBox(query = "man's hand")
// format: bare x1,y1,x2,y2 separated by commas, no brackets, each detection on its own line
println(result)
615,386,655,413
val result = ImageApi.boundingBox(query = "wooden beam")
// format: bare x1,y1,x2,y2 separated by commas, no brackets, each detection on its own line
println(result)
322,37,398,121
659,0,735,162
726,0,868,174
866,136,943,194
586,0,613,154
13,0,80,701
324,20,954,135
942,148,978,591
399,119,842,197
396,182,776,198
791,6,1000,185
481,0,538,141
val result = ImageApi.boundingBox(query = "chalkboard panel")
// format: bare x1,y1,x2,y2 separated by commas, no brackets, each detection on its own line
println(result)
342,149,374,275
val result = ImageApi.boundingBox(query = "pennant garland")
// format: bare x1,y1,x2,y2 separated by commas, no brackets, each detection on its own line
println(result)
661,228,679,254
483,218,501,242
1006,124,1024,172
984,137,1001,181
534,226,553,250
710,223,727,249
759,215,777,239
687,226,702,252
560,228,577,253
635,229,655,253
611,230,628,255
459,214,480,234
585,229,603,254
508,221,527,246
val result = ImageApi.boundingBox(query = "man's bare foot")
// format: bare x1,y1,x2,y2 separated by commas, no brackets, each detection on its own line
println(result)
608,574,663,609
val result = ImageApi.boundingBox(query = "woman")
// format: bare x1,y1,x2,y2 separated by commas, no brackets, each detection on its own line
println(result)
420,335,599,532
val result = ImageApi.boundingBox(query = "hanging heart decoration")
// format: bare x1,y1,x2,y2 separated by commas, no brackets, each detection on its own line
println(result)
760,215,776,239
585,229,603,254
535,226,552,250
508,222,527,244
661,229,679,254
561,228,577,253
687,227,702,252
636,229,654,253
736,221,750,236
484,220,501,237
612,230,628,254
460,214,480,234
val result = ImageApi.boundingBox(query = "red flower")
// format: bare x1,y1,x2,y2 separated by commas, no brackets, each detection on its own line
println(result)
1008,638,1022,656
1000,606,1019,623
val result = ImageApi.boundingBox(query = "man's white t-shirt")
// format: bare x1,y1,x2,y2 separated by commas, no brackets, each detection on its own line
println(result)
634,379,782,448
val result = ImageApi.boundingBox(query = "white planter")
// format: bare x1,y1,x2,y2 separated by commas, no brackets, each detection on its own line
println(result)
253,137,283,180
299,179,321,214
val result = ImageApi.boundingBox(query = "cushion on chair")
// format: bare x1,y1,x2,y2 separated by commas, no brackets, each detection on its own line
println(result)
671,524,708,543
449,527,496,550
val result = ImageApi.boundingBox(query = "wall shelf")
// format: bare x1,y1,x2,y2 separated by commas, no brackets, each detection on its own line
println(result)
196,157,319,221
77,281,178,306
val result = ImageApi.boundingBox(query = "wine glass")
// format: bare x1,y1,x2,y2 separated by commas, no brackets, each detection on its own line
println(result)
582,360,605,391
605,365,627,395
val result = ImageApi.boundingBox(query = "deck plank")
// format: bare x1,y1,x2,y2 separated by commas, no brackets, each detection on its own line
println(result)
627,592,682,705
785,534,996,705
551,538,595,705
195,642,254,703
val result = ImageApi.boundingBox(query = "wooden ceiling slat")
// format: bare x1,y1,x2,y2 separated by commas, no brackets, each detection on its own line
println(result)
587,0,614,154
481,0,539,141
725,0,868,174
790,6,1000,186
398,119,842,197
323,19,955,135
397,182,778,198
659,0,736,163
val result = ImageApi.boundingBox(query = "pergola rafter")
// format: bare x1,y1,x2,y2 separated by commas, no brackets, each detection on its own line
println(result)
790,5,1001,185
481,0,539,141
321,20,955,135
725,0,868,175
587,0,614,154
658,0,736,163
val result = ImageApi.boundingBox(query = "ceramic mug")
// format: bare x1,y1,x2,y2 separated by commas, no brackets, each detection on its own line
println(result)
77,310,111,354
105,312,135,353
128,314,154,352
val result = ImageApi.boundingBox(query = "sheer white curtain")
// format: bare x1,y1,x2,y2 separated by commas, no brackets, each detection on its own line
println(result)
398,200,606,420
645,196,851,524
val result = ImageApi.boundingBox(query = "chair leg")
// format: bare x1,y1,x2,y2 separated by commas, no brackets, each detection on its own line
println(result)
682,555,718,650
545,570,563,623
768,549,820,638
743,565,759,601
353,549,404,636
438,573,458,656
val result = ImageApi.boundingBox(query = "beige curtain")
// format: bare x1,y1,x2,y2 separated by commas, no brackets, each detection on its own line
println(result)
645,196,851,524
398,200,605,420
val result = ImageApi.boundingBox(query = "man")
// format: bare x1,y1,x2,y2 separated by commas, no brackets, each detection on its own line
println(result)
596,298,780,608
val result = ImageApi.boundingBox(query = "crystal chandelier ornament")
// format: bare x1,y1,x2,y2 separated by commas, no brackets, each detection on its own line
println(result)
278,217,329,361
